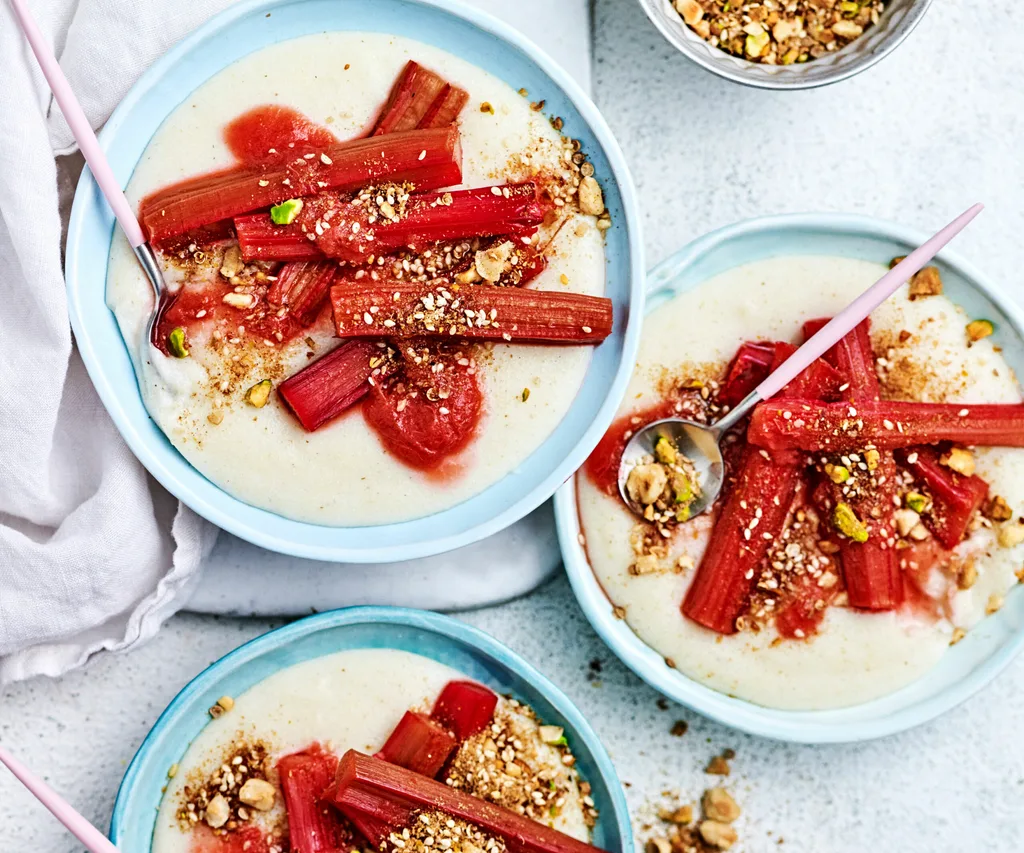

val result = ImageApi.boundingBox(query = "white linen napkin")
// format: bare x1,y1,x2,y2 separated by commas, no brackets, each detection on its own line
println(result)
0,0,591,684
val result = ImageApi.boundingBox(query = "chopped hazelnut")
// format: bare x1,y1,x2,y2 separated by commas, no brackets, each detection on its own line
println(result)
626,463,669,506
645,838,671,853
940,447,975,477
956,558,978,591
986,593,1005,615
238,778,276,812
204,794,230,829
702,788,741,824
538,725,565,745
578,176,605,216
705,755,730,776
908,266,943,299
699,820,738,850
658,804,693,825
985,495,1014,522
219,244,244,279
950,627,967,645
998,521,1024,548
894,508,921,538
673,0,703,26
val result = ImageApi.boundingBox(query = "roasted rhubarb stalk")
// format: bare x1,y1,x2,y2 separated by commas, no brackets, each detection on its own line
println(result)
140,125,463,242
375,61,470,135
238,183,544,264
331,751,604,853
278,745,363,853
376,711,457,777
897,447,990,549
235,213,325,262
431,680,499,742
278,340,391,431
718,341,776,408
802,320,902,611
748,400,1024,453
681,445,802,634
331,281,613,344
268,261,337,326
682,346,844,634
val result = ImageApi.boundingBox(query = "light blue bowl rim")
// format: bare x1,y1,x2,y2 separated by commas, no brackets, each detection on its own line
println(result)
109,606,632,848
554,210,1024,743
65,0,645,563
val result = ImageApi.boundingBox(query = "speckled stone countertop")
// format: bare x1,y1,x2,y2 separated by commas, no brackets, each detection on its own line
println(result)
3,1,1024,851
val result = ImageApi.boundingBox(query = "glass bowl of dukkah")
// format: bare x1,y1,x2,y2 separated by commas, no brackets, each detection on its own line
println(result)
637,0,933,90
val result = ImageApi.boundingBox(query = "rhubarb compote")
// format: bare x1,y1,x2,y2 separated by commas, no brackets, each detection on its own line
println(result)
577,255,1024,710
152,649,599,853
107,33,613,525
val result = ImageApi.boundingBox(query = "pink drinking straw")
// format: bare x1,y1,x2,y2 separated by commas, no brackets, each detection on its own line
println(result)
756,204,984,401
0,744,120,853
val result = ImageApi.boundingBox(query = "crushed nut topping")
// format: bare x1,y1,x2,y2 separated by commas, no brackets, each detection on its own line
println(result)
445,699,598,830
176,738,273,833
674,0,885,66
383,811,505,853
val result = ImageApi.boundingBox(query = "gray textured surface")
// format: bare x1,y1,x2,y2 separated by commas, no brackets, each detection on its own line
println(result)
3,0,1024,850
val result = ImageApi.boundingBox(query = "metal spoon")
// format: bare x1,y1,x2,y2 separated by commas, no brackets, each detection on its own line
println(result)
11,0,170,348
618,203,984,519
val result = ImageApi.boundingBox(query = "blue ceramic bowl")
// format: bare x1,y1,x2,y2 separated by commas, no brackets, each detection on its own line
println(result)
110,607,631,850
555,212,1024,743
66,0,644,562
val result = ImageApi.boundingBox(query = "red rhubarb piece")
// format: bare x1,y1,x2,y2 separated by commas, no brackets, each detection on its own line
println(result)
768,342,847,400
718,341,777,408
302,183,544,263
268,261,337,326
139,125,463,242
748,399,1024,453
431,680,499,741
376,711,458,777
235,212,325,262
331,751,605,853
363,351,483,470
801,320,902,611
680,444,802,634
331,281,613,345
897,447,990,549
278,745,363,853
278,340,390,432
374,61,469,135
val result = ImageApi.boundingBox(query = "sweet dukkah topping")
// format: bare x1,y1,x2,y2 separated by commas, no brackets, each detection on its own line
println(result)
624,435,702,526
674,0,884,65
445,699,597,829
176,738,273,832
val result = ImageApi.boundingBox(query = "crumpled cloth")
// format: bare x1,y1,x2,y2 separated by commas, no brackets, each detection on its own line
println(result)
0,0,256,684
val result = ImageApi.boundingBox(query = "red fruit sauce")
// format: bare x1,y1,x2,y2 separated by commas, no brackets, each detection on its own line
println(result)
224,105,338,166
363,352,483,473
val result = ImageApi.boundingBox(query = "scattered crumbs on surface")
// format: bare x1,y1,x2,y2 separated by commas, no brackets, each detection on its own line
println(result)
670,720,689,737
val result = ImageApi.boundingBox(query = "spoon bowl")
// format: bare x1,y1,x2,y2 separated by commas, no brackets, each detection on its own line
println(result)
618,417,725,518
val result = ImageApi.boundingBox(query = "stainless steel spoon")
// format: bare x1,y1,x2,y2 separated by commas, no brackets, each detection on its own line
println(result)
618,204,984,519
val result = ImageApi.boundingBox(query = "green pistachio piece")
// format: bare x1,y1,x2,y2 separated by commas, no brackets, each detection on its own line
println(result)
167,327,189,358
245,379,273,409
654,435,679,465
905,491,928,514
826,464,851,484
676,505,691,523
832,502,869,543
270,198,304,225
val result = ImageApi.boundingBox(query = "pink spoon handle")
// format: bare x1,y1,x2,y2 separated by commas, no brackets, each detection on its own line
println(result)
0,744,120,853
754,203,984,401
9,0,146,248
